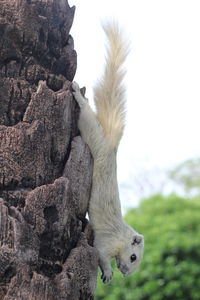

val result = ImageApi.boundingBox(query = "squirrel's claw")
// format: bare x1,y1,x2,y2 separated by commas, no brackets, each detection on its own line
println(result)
101,270,113,284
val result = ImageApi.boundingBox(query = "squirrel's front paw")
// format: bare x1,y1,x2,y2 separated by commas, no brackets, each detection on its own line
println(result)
101,270,113,284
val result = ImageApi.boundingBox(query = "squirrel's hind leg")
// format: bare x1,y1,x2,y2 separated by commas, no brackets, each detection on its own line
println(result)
72,82,104,157
72,81,88,108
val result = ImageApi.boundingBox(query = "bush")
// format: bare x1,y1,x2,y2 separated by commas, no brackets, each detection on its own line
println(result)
95,194,200,300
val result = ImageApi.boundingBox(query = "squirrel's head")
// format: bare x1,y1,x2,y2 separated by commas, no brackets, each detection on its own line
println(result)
116,226,144,277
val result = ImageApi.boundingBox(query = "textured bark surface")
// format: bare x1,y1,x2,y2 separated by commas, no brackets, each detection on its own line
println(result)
0,0,98,299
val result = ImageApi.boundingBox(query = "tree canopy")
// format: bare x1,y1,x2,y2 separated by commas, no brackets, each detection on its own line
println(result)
169,158,200,195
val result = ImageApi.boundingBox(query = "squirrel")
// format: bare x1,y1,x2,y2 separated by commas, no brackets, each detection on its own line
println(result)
72,21,144,284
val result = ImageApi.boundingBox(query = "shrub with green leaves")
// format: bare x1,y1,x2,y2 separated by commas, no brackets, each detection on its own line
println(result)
95,194,200,300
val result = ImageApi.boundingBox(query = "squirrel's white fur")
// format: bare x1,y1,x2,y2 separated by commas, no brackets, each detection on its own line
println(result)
72,21,144,284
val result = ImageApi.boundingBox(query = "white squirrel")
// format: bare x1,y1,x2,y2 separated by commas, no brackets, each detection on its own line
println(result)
72,21,144,284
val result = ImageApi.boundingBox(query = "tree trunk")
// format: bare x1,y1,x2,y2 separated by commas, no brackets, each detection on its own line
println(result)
0,0,98,299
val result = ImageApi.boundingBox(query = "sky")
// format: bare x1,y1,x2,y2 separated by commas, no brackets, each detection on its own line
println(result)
69,0,200,207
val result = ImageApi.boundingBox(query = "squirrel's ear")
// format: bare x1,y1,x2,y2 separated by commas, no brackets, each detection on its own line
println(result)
132,234,143,245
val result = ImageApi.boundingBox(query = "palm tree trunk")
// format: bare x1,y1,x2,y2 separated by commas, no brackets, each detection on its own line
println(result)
0,1,98,299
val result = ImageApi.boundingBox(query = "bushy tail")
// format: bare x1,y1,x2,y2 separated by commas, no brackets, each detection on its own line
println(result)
93,21,129,148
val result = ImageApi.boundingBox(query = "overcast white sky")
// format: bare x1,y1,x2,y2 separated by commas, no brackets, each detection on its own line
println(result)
69,0,200,207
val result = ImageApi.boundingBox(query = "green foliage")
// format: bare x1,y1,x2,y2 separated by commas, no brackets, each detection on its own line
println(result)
95,194,200,300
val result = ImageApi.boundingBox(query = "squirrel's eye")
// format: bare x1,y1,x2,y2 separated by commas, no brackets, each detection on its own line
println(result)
130,254,137,263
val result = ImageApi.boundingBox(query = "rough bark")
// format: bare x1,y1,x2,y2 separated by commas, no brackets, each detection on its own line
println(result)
0,0,98,299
